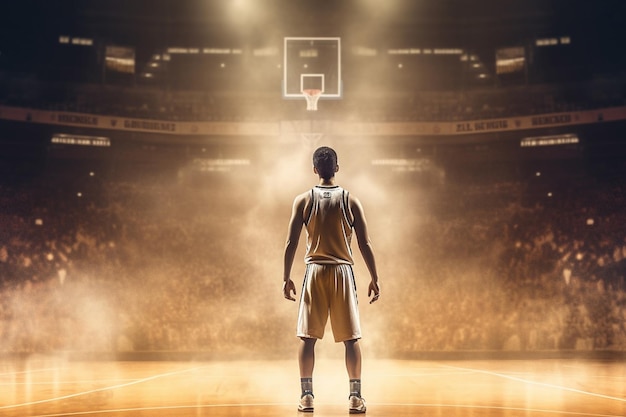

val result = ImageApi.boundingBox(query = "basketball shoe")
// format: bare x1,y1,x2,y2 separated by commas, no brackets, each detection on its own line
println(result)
349,395,366,414
298,393,314,412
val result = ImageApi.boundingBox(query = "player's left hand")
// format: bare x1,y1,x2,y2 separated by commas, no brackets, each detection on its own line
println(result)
368,280,380,304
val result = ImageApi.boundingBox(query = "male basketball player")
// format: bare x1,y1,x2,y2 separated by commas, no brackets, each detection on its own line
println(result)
282,146,381,413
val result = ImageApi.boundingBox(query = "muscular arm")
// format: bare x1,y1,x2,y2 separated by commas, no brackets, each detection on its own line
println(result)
282,193,307,301
350,195,381,303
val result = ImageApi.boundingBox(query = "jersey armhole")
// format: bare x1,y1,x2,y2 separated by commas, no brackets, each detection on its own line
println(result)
304,189,315,226
342,190,354,227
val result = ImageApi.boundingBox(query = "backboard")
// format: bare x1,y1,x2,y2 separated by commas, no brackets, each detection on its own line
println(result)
283,37,342,100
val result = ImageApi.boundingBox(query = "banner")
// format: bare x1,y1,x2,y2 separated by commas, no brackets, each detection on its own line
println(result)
0,106,281,136
1,105,625,138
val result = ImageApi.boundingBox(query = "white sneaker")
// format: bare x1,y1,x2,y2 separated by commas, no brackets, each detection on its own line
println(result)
349,395,366,414
298,393,314,412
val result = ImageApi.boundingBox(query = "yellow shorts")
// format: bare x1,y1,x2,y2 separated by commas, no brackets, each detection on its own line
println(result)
297,263,362,342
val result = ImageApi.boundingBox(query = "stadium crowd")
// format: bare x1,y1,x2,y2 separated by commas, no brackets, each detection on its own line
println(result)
1,75,624,123
1,161,624,358
380,177,626,355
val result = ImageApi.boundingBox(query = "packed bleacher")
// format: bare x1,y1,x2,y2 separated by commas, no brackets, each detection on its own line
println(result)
378,177,626,355
1,74,625,123
1,159,624,357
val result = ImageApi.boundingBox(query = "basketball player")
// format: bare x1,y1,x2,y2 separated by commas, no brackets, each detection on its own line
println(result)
282,146,381,413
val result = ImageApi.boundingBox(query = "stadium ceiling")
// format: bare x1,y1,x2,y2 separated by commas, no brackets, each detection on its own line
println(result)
3,0,624,48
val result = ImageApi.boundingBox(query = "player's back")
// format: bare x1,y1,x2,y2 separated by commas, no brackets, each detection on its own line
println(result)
304,185,354,265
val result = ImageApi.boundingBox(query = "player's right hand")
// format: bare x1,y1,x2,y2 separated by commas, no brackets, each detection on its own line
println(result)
368,280,380,304
283,279,296,301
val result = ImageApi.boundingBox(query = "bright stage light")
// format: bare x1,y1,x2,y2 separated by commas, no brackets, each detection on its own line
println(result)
358,0,404,16
227,0,264,24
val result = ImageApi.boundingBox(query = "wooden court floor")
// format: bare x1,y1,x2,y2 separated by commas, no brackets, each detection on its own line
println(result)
0,356,624,417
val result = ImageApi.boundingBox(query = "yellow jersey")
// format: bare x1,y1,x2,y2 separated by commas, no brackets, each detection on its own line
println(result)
304,185,354,265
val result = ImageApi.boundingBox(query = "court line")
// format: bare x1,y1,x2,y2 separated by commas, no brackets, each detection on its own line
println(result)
4,361,624,417
21,402,626,417
0,378,140,386
0,364,211,411
377,403,624,417
441,364,626,403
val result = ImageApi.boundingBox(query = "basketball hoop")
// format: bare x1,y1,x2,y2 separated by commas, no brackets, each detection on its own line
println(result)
303,89,322,111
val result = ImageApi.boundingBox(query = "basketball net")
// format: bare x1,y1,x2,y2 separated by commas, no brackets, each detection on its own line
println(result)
303,89,322,111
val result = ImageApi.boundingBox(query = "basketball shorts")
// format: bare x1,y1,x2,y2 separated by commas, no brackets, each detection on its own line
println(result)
297,263,362,342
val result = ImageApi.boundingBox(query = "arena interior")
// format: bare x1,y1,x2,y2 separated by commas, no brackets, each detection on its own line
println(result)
0,1,625,416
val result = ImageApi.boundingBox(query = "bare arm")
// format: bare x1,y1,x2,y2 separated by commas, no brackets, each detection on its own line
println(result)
282,193,307,301
350,195,381,304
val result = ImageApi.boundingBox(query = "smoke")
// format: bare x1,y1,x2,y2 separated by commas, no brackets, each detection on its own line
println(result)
3,133,617,358
189,139,404,359
174,138,414,360
1,278,116,353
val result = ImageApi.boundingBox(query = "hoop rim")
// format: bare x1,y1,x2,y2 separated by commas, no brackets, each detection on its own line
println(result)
302,88,323,97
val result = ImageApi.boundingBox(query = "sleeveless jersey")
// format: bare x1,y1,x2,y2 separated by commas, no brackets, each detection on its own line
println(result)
304,185,354,265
